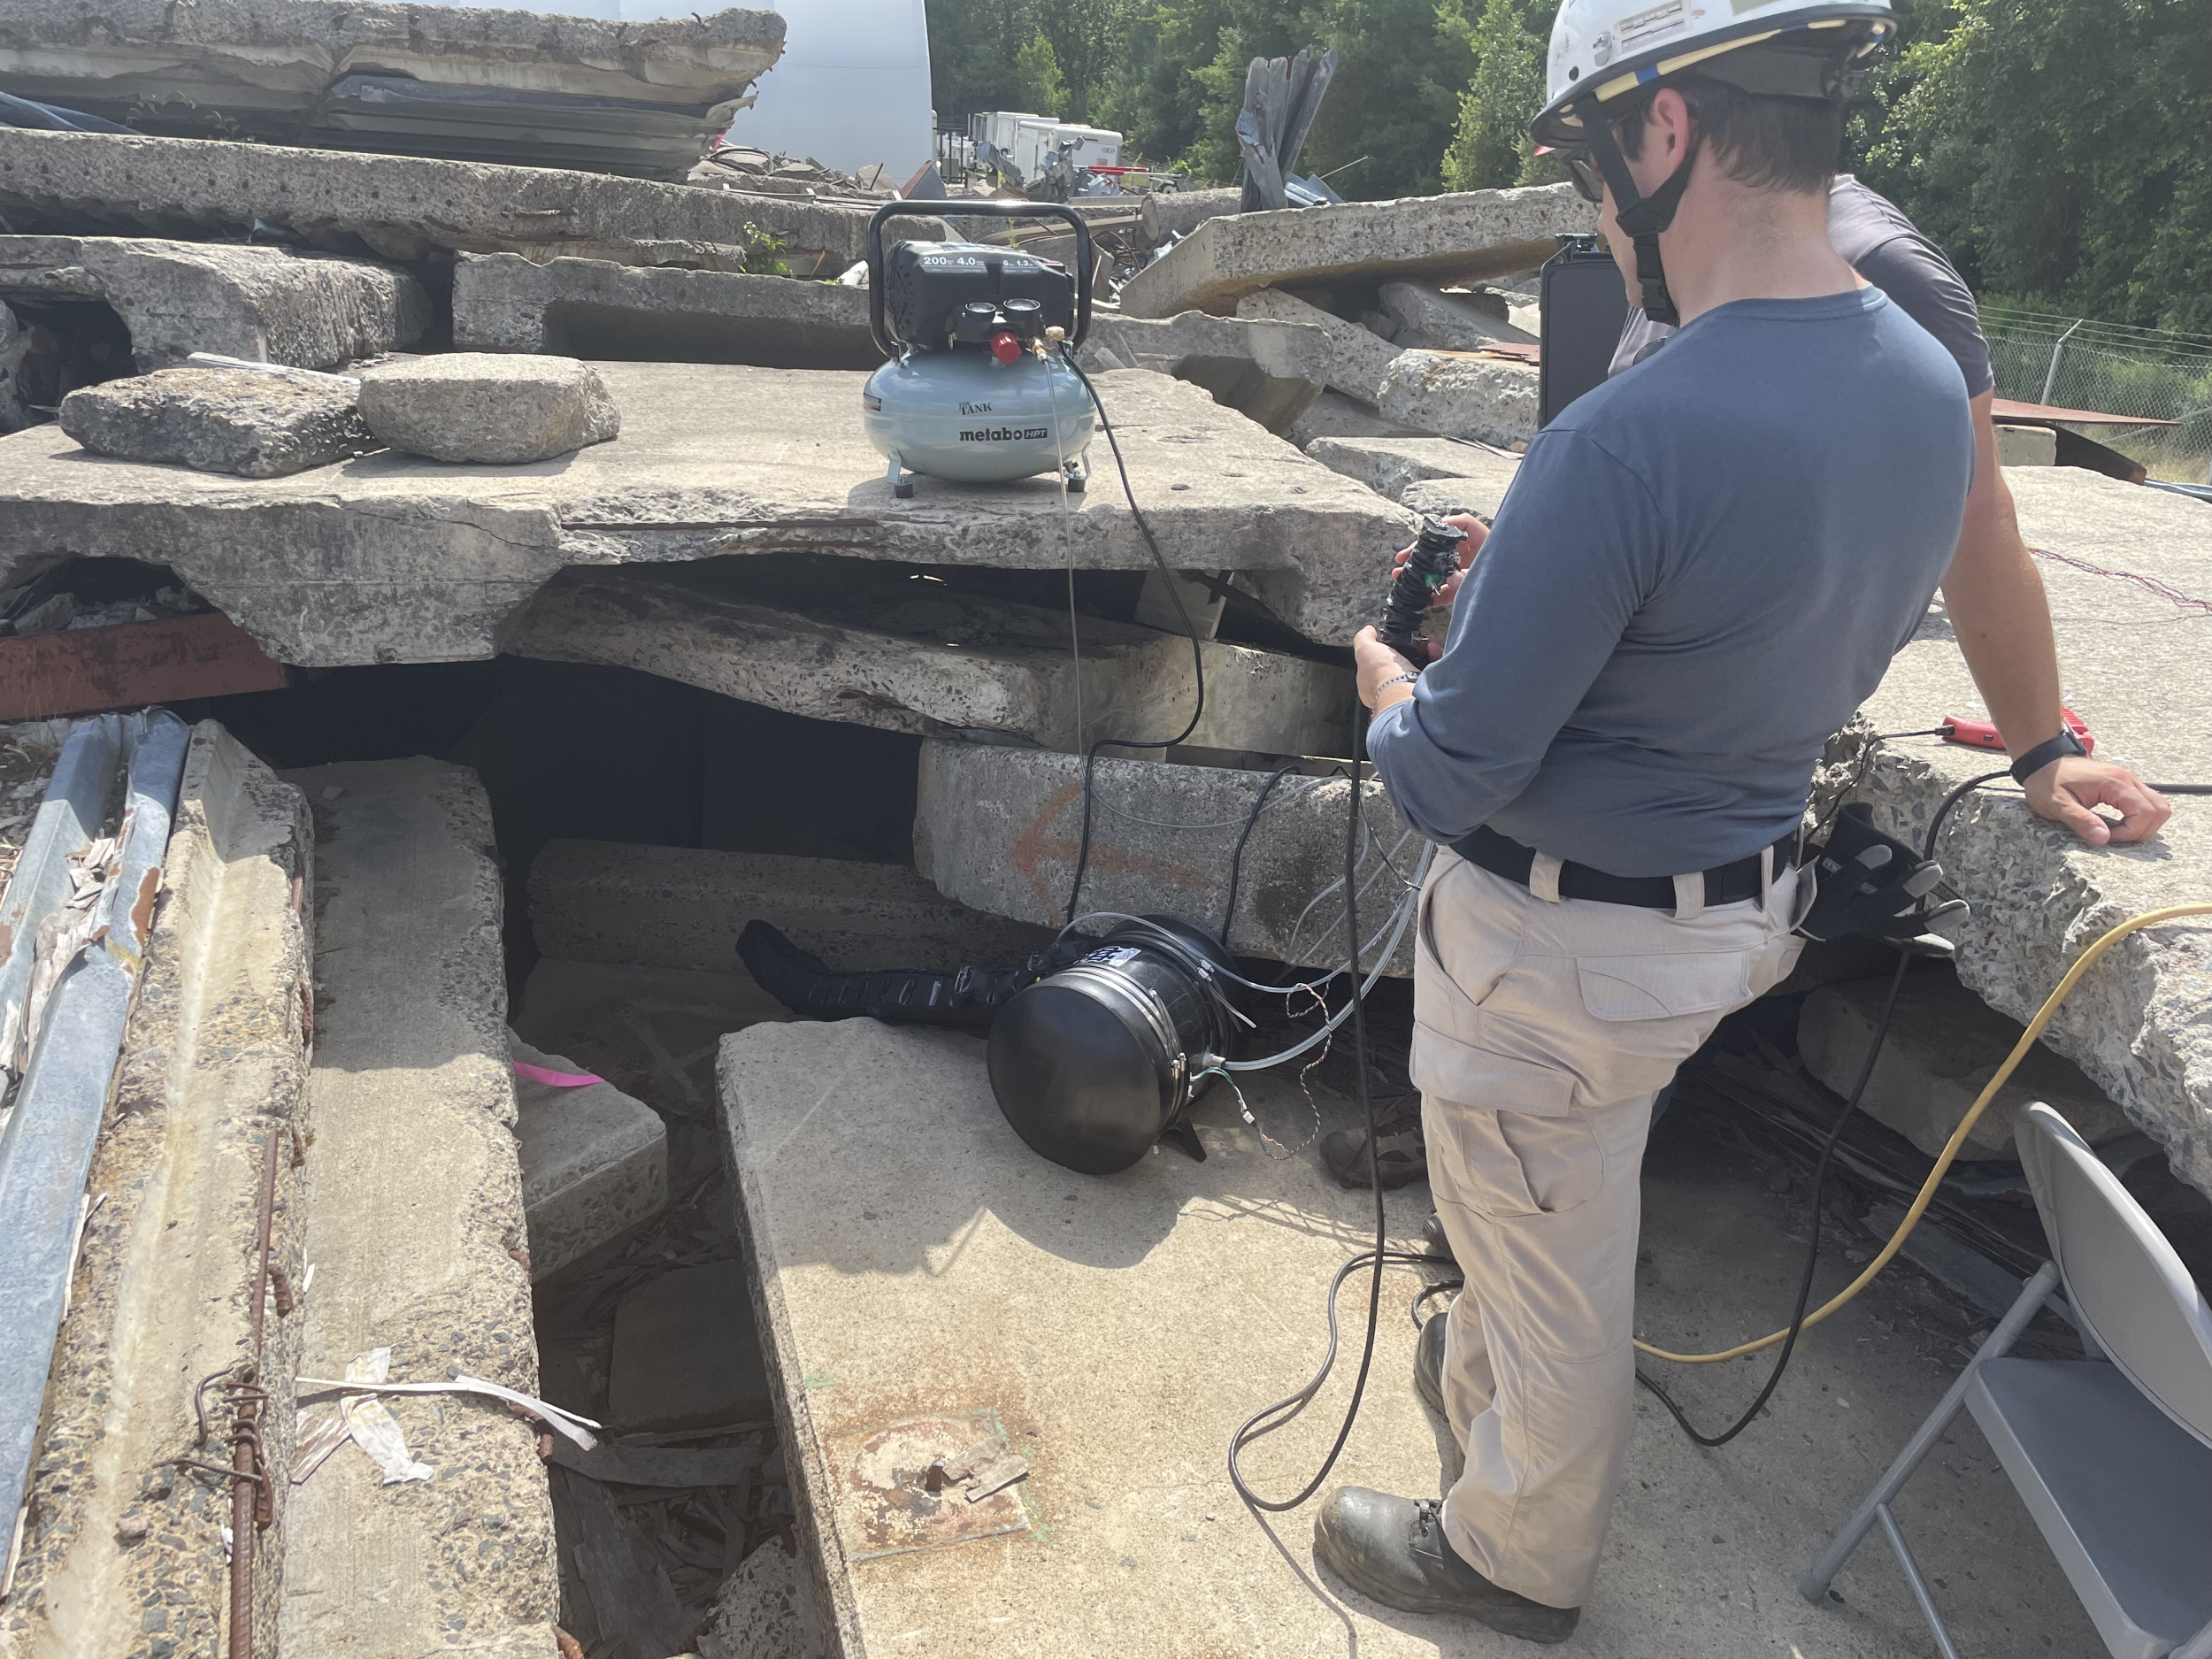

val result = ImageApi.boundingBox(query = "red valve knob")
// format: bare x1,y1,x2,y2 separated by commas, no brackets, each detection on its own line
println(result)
990,331,1022,365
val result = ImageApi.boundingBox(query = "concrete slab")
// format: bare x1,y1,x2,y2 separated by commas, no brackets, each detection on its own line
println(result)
1994,425,2057,466
1237,287,1403,404
277,757,559,1659
0,130,944,269
1285,388,1428,449
517,957,788,1046
1138,188,1242,246
507,563,1356,757
58,364,374,478
1379,280,1537,351
452,253,881,370
357,351,619,465
1799,973,2132,1160
717,1017,2103,1659
1078,309,1330,435
607,1259,772,1432
1117,183,1594,319
512,1033,668,1281
529,840,1060,978
1376,349,1541,449
912,738,1418,972
0,725,311,1659
0,235,426,370
0,0,781,162
1839,466,2212,1195
1304,434,1521,512
0,363,1415,664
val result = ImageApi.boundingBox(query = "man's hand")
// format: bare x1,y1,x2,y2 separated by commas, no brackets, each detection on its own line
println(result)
1388,514,1489,653
1354,626,1419,714
2023,756,2170,846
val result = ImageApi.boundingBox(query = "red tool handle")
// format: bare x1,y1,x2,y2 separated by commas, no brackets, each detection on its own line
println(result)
1940,706,2095,755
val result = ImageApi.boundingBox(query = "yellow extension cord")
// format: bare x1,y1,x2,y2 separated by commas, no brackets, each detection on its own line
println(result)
1635,902,2212,1365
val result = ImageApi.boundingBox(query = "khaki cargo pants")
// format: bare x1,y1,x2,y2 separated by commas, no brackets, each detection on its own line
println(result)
1414,848,1807,1609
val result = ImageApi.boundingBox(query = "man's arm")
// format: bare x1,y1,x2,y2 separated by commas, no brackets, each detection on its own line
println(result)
1940,389,2171,844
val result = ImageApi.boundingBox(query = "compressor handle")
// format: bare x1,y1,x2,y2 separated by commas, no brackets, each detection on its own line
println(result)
865,199,1094,359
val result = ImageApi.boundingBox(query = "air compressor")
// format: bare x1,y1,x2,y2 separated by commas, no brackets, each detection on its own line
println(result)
862,199,1097,498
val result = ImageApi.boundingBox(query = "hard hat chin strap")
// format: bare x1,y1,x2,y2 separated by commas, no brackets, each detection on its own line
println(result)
1586,109,1701,327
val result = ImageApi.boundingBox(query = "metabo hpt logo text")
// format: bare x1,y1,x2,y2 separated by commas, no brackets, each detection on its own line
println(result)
959,425,1049,442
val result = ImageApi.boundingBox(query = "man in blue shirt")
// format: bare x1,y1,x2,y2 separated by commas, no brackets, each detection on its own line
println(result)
1310,0,1977,1640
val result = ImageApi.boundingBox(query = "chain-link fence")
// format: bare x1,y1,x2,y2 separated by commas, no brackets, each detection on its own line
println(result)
1979,306,2212,484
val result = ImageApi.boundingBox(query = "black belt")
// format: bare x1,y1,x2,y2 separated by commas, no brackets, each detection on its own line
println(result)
1448,824,1796,910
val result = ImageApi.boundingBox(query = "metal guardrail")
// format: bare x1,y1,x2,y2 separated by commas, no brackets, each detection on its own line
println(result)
0,710,189,1559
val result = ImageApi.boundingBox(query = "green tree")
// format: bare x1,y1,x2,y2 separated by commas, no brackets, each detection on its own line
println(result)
1438,0,1550,189
1015,27,1071,113
1855,0,2212,333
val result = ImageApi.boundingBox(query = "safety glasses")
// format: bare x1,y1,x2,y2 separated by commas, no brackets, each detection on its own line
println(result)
1564,150,1604,204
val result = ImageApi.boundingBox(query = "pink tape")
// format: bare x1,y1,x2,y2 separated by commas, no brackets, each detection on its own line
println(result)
514,1062,603,1088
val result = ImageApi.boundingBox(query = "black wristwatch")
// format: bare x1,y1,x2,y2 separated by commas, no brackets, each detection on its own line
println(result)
2009,726,2089,783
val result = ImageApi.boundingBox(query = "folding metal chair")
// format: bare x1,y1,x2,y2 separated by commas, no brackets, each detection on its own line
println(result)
1801,1102,2212,1659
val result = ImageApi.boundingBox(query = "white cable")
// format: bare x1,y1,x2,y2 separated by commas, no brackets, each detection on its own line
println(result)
1281,827,1422,964
1224,848,1429,1072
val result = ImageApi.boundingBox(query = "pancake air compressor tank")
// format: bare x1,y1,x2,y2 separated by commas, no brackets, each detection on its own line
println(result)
862,199,1096,497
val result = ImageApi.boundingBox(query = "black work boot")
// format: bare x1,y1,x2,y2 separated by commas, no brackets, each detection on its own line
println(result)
1422,1209,1457,1263
1320,1102,1427,1189
1313,1488,1580,1643
1415,1310,1447,1417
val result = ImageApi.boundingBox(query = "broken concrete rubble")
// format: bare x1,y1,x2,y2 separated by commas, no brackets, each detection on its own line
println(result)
1304,434,1521,514
1376,349,1541,448
1076,308,1330,434
1235,287,1402,405
0,129,947,270
1378,278,1538,350
59,364,374,477
913,737,1416,972
0,363,1416,665
1118,182,1594,319
1139,187,1243,246
0,725,311,1659
1995,424,2058,466
357,352,620,465
1284,388,1428,449
0,234,426,371
1833,465,2212,1198
508,565,1356,757
529,839,1056,979
1800,973,2131,1159
512,1033,668,1281
695,1542,827,1659
0,0,784,177
452,252,879,370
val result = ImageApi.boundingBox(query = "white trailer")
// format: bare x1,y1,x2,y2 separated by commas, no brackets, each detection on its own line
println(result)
968,112,1123,188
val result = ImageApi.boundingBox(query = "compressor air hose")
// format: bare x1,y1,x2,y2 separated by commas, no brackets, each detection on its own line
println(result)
1637,899,2212,1367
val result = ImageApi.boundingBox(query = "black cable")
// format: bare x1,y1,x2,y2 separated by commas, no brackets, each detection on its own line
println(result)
1219,764,1300,941
1634,949,1911,1446
1056,354,1207,924
1635,768,2008,1446
1227,706,1402,1511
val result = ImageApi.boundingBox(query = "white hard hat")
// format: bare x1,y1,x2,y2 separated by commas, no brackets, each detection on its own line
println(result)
1532,0,1895,147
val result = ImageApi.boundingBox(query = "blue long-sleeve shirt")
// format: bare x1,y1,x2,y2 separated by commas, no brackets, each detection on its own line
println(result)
1366,288,1972,878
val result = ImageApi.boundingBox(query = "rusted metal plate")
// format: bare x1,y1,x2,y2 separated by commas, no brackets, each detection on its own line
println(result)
828,1412,1031,1562
0,611,290,720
